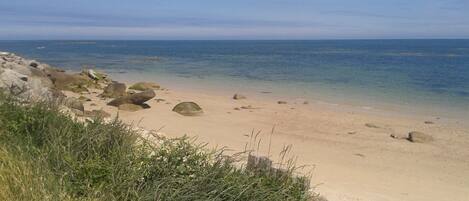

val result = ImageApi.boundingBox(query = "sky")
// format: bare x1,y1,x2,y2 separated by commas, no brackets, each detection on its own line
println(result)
0,0,468,40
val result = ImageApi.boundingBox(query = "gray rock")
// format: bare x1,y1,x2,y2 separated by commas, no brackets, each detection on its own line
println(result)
0,69,53,100
101,82,126,98
107,89,155,107
408,131,433,143
172,102,203,116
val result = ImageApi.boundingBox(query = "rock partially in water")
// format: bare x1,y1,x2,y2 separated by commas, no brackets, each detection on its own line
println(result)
129,82,160,91
172,102,203,116
408,131,433,143
101,82,126,98
108,89,155,107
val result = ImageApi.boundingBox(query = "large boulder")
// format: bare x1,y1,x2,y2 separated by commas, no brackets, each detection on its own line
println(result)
101,82,126,98
408,131,433,143
129,82,160,91
172,102,203,116
47,71,99,93
0,69,53,100
107,89,155,107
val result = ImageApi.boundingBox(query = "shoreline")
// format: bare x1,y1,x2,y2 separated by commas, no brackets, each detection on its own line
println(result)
108,70,469,122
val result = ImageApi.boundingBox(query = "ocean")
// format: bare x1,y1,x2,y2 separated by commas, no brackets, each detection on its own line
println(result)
1,40,468,118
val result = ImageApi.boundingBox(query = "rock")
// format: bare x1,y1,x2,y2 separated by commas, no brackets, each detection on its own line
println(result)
0,69,53,100
48,71,95,93
277,101,287,104
0,69,29,95
408,131,433,143
234,107,241,110
29,61,39,68
129,82,160,91
424,121,434,124
233,93,246,100
101,82,126,98
84,69,99,80
303,101,309,105
365,123,380,128
63,97,84,114
107,89,155,107
172,102,203,116
118,103,146,112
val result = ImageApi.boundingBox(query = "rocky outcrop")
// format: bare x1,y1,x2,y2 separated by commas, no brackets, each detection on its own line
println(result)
129,82,160,91
107,89,155,107
172,102,203,116
101,82,126,98
47,71,96,93
0,52,59,101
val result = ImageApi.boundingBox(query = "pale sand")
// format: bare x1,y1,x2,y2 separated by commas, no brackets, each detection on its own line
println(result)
69,84,469,201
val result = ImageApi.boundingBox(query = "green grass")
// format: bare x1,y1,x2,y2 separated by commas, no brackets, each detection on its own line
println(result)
0,95,321,201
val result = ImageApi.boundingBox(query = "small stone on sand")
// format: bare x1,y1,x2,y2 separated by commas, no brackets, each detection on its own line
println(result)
277,101,287,104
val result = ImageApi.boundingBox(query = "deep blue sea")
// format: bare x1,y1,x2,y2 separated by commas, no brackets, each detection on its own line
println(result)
1,40,468,117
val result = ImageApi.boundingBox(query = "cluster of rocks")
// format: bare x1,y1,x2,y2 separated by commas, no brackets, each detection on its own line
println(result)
0,52,57,100
0,52,205,117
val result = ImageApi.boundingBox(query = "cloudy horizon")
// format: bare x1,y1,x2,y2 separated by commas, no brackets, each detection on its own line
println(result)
1,0,468,40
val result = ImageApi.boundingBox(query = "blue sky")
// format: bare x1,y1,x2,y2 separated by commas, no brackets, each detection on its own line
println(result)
0,0,468,39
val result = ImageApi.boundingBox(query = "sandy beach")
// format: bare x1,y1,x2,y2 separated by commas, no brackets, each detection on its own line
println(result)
64,78,469,201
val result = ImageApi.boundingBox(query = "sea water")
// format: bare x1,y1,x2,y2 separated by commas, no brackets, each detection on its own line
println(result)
1,40,468,118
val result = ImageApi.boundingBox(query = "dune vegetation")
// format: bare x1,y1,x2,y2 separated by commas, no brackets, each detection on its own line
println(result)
0,94,319,201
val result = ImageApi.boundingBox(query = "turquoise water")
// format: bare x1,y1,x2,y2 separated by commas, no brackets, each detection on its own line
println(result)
1,40,468,117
